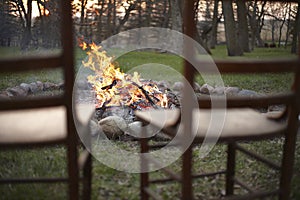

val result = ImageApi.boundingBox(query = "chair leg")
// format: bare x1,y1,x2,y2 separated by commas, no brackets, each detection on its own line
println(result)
279,129,297,200
226,142,236,196
140,137,149,200
68,144,79,200
83,153,92,200
182,146,193,200
140,172,149,200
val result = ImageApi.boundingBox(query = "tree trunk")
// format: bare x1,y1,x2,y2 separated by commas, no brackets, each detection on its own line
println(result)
257,1,266,47
278,19,285,47
145,0,152,27
236,0,250,52
210,0,219,49
278,3,288,47
194,0,211,54
79,0,87,36
136,0,142,45
96,0,104,42
114,3,136,33
271,20,275,44
37,1,45,47
21,0,32,49
285,3,292,48
249,0,266,49
249,2,257,50
222,0,243,56
106,0,112,38
162,0,170,28
291,2,300,54
170,0,183,32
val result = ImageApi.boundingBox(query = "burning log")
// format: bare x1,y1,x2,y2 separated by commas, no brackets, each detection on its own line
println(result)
77,41,182,133
79,42,170,110
101,79,118,90
131,81,159,109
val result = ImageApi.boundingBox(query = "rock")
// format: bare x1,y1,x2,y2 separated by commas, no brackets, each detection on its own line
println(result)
127,121,143,138
127,121,158,138
194,82,201,93
100,106,134,123
0,92,9,99
89,120,101,137
199,83,214,94
172,82,184,92
238,89,259,97
20,83,31,93
212,86,225,95
58,82,64,90
29,82,38,93
99,116,127,139
126,121,170,140
43,82,58,90
225,87,240,96
6,86,28,97
157,80,170,91
268,105,285,112
36,81,44,91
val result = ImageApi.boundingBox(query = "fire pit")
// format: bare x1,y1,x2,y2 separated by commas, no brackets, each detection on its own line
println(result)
75,42,180,140
74,42,267,140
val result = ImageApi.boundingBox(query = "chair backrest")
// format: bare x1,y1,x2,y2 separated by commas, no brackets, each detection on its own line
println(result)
196,59,299,109
0,0,75,140
180,0,300,137
182,1,299,107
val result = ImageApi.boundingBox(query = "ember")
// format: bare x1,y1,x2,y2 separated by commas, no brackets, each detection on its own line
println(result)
80,42,171,111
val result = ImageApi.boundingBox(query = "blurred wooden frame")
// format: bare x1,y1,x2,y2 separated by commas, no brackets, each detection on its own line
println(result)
137,0,300,199
0,0,91,199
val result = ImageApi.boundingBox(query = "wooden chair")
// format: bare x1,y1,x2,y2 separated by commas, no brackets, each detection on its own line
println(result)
136,0,300,199
0,1,91,199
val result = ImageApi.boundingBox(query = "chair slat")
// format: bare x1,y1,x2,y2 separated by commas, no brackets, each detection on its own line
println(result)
0,96,65,110
193,58,299,74
219,189,280,200
0,54,63,72
146,155,182,182
0,177,68,184
233,177,255,193
143,187,164,200
235,144,281,170
198,92,296,108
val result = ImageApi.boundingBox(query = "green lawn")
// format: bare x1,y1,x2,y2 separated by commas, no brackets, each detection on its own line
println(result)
0,45,299,199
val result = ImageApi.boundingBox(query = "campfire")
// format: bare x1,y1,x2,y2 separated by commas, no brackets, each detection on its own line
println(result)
78,41,179,124
75,40,265,140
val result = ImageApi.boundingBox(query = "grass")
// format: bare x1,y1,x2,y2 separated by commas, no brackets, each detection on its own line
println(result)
210,45,297,59
0,45,299,199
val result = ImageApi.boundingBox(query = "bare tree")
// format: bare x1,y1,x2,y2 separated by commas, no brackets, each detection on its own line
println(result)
96,0,106,42
236,0,250,52
0,0,22,46
170,0,183,32
277,2,289,47
248,0,267,48
114,2,136,33
19,0,32,49
79,0,88,36
285,2,292,48
222,0,242,56
161,0,170,28
210,0,220,49
291,2,300,54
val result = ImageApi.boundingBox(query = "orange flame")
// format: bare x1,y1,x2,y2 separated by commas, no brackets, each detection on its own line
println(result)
80,42,169,109
77,36,88,50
